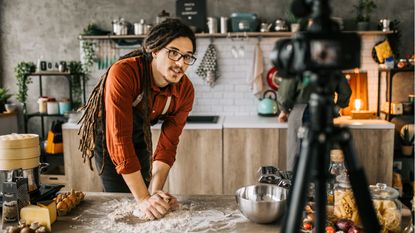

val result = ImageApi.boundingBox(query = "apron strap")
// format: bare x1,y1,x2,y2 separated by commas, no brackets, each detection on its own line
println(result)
133,93,172,116
161,96,172,115
132,92,144,107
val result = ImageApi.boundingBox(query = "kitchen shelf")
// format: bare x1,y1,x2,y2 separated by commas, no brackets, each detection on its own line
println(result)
78,30,393,40
23,72,87,139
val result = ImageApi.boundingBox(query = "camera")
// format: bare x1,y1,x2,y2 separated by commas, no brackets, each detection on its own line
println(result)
271,31,361,76
270,0,362,76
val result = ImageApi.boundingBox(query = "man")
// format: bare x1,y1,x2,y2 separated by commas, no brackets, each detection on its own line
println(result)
79,19,197,220
277,72,351,170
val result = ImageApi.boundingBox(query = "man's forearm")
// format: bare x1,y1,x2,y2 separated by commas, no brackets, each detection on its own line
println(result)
150,161,171,194
122,171,150,202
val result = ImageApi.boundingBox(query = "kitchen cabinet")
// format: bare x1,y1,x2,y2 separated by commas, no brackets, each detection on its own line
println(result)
223,128,287,195
152,128,223,195
62,125,103,191
348,128,394,185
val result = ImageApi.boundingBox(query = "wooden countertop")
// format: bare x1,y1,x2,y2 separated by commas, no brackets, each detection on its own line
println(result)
51,192,278,232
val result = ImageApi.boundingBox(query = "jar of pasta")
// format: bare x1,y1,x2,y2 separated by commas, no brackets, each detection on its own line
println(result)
370,183,401,233
333,174,360,224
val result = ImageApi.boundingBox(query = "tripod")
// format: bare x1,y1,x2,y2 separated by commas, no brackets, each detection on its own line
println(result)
280,72,381,233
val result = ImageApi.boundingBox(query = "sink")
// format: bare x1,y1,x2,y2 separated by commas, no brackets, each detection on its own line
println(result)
186,115,219,124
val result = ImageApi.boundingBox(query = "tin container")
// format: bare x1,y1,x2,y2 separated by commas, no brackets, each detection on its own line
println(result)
207,17,218,34
220,17,228,33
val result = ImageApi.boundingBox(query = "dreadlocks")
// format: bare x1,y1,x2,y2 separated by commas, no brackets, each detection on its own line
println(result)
78,18,196,178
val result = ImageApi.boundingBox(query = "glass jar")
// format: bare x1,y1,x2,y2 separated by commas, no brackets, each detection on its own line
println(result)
327,149,346,204
333,174,359,224
370,183,402,233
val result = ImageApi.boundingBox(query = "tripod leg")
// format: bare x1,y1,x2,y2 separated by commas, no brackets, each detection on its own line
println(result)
337,127,381,233
281,128,317,233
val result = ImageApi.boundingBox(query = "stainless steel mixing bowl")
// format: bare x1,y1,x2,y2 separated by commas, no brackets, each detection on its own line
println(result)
235,184,288,224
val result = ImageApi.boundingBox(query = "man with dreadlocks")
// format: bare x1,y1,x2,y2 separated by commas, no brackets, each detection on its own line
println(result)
78,19,197,220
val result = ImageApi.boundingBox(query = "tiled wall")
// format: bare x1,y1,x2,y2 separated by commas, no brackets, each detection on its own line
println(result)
85,35,386,117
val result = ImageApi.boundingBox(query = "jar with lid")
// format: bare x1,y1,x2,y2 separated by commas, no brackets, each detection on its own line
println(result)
327,149,346,204
333,174,359,224
370,183,402,233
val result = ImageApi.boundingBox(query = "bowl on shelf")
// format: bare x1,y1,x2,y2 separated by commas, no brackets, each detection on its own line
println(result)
235,184,288,224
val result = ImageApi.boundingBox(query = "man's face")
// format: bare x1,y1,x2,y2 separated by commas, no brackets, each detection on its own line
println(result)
152,37,194,87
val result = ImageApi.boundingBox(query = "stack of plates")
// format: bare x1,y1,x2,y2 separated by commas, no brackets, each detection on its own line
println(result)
0,134,40,170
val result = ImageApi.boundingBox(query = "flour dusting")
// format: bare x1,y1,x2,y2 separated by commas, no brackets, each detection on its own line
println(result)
70,197,248,233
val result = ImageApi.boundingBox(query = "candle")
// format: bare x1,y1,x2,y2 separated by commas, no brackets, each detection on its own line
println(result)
354,99,362,112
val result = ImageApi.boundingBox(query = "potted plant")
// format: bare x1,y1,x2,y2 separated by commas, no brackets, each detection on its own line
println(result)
286,12,301,32
353,0,377,31
0,88,13,113
400,125,414,156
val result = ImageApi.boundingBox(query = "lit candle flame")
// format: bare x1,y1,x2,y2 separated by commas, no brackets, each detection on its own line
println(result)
355,99,362,112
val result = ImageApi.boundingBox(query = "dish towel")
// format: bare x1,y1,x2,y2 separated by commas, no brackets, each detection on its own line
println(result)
248,43,264,95
196,43,219,87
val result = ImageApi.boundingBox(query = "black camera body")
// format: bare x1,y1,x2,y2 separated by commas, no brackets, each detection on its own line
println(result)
271,30,361,76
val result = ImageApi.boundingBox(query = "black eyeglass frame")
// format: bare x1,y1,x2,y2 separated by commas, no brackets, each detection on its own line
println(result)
163,47,197,65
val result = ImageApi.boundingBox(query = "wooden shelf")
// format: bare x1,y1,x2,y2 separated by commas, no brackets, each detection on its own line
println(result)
78,30,394,40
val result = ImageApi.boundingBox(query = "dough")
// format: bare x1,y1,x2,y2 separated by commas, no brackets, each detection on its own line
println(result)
132,209,152,221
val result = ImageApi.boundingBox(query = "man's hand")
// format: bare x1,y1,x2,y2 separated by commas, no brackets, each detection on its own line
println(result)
278,111,289,122
137,191,171,220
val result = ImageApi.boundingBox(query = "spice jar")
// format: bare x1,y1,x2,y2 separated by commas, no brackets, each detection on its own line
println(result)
370,183,402,233
333,174,359,224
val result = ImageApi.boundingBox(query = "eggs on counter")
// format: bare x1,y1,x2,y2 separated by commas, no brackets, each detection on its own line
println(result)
54,189,86,216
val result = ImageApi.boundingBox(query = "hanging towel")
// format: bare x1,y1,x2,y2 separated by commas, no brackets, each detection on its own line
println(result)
196,43,219,87
248,43,264,95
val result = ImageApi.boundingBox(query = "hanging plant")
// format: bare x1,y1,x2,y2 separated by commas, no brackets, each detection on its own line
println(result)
68,61,86,109
15,62,36,103
81,40,96,74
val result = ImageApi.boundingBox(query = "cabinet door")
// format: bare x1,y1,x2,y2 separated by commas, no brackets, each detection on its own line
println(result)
223,128,287,195
62,129,103,191
152,129,223,195
349,128,394,186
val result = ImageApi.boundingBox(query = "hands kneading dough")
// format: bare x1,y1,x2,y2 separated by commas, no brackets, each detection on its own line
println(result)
133,191,177,220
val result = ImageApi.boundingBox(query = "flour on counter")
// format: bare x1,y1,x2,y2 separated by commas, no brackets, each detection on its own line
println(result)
72,197,248,233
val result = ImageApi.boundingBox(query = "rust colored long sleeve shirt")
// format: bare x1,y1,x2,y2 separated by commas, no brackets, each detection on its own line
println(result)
104,57,194,174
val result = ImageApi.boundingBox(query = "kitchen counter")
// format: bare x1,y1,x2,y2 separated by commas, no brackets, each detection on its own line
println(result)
51,192,278,233
21,192,412,232
223,115,394,129
63,115,394,130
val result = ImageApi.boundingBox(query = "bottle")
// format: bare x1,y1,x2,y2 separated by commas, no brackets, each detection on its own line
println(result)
327,149,346,204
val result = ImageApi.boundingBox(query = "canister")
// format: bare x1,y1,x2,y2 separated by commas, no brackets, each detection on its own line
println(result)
58,100,71,114
37,97,48,113
220,17,228,33
47,101,59,115
369,183,401,232
207,17,218,34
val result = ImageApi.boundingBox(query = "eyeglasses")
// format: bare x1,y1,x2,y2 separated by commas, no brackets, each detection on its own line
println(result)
163,48,197,65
